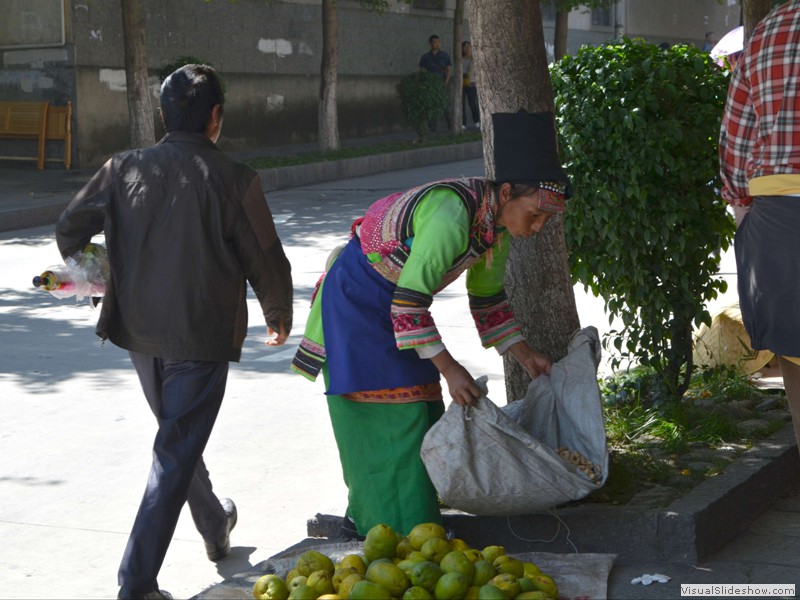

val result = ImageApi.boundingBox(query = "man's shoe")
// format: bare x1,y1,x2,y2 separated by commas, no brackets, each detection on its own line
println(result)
205,497,237,561
117,587,172,600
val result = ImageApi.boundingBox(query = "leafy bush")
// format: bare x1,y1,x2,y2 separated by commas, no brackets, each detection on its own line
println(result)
551,39,736,399
396,71,447,140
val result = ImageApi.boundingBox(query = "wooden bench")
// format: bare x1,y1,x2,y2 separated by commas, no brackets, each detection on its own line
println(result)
44,102,72,170
0,100,72,170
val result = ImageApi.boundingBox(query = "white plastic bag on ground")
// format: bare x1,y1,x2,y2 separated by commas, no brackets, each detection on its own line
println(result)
421,326,608,516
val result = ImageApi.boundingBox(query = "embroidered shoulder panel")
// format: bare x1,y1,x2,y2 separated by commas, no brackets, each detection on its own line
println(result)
357,177,496,283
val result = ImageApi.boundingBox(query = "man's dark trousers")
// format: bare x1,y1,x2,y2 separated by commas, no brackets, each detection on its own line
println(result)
118,351,229,592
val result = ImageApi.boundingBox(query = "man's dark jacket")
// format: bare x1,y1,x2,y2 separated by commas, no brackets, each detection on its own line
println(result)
56,131,293,362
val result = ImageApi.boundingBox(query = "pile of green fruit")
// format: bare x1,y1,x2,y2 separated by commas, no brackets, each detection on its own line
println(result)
252,521,558,600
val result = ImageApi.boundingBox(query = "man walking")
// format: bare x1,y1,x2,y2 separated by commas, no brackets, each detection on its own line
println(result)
56,64,293,599
419,34,453,131
719,1,800,452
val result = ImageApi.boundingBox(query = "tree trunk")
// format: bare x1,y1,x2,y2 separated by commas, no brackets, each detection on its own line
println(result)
451,0,465,135
319,0,340,152
742,0,772,41
121,0,155,149
468,0,580,403
553,10,569,61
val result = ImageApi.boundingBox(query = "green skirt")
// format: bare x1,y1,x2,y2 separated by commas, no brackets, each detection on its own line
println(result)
326,392,445,537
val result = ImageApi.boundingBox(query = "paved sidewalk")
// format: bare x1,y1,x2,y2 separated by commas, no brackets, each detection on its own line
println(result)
2,139,799,600
0,131,481,233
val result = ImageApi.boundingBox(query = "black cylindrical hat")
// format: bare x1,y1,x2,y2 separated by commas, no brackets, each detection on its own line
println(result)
492,110,570,191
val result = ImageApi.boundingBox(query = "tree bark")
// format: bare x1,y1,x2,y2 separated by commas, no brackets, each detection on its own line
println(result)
121,0,155,149
451,0,465,134
319,0,340,152
468,0,580,403
742,0,772,41
553,10,569,61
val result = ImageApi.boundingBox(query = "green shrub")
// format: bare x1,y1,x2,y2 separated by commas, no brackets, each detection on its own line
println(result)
551,38,736,399
396,71,447,140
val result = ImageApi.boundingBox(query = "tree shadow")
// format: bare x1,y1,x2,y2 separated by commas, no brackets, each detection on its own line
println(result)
2,181,414,385
0,475,65,486
0,286,132,392
0,231,59,249
266,181,406,244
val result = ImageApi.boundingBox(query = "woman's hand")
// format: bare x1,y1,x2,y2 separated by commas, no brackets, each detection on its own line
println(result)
430,350,481,406
507,340,552,379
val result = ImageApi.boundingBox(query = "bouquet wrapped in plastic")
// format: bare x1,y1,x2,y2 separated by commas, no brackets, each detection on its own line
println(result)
33,242,109,302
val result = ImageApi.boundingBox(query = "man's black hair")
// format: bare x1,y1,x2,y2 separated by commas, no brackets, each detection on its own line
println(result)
429,34,440,44
160,64,224,134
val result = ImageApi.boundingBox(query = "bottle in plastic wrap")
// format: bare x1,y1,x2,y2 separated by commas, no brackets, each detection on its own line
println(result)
32,269,75,292
33,242,109,302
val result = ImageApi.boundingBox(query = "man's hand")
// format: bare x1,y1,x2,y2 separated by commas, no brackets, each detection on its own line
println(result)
733,203,751,227
265,321,289,346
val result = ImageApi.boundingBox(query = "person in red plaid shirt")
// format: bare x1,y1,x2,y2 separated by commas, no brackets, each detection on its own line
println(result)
719,0,800,451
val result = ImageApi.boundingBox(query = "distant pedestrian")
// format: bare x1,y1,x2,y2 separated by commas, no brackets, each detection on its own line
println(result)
461,41,480,130
419,34,453,132
56,64,293,599
702,31,716,52
719,0,800,452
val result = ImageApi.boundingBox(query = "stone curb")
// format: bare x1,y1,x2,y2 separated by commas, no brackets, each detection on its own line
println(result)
256,141,483,191
305,425,800,564
1,199,70,233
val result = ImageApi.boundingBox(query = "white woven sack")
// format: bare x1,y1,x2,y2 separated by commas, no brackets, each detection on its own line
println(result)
420,327,608,516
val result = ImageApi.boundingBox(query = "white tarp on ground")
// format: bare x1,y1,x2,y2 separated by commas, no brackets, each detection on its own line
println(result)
261,541,616,600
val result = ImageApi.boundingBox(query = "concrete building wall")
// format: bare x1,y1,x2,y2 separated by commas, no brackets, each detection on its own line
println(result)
621,0,740,47
1,0,746,168
546,0,742,55
2,0,462,167
67,0,466,166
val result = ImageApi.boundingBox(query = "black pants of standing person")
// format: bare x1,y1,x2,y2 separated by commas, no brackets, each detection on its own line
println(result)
462,85,479,128
118,352,229,593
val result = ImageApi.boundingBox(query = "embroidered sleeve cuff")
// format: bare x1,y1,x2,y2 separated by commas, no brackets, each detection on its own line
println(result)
392,286,442,349
291,337,325,381
391,305,443,349
469,292,522,349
